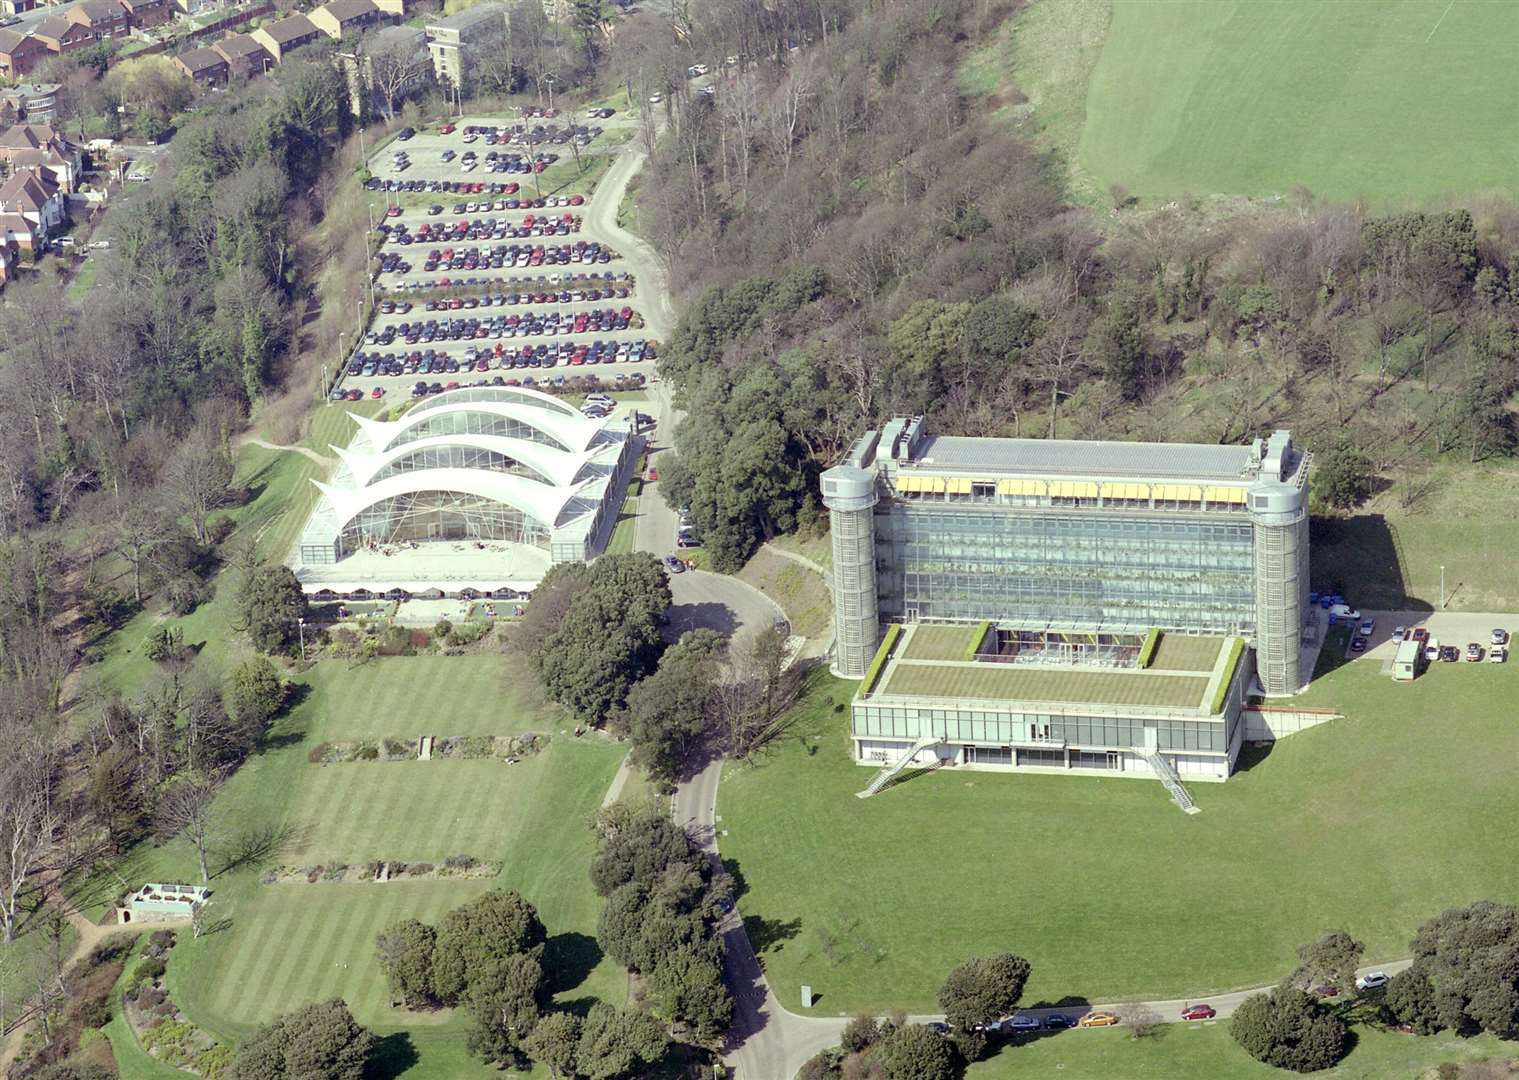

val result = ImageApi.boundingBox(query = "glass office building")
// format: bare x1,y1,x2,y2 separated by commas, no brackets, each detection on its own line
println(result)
822,420,1309,782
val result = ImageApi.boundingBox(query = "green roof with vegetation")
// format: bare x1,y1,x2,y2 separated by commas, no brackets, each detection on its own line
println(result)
1150,633,1225,672
900,624,986,662
1210,637,1247,714
856,624,900,698
880,661,1210,709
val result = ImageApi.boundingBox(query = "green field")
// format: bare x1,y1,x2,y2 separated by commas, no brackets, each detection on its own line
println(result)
879,661,1210,708
84,655,621,1077
968,1022,1517,1080
1075,0,1519,203
721,653,1519,1016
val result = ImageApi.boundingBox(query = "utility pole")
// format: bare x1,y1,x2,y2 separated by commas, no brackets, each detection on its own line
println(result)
1440,565,1446,609
297,618,307,662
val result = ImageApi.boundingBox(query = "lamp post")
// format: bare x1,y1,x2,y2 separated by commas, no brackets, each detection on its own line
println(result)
297,617,306,662
1440,565,1446,609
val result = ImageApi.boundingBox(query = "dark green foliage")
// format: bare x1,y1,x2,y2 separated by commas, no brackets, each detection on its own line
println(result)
1396,901,1519,1037
375,918,436,1009
574,1002,667,1080
227,655,284,739
236,564,307,654
463,953,548,1067
431,889,547,1004
1311,444,1375,510
841,1014,881,1053
937,953,1031,1038
1289,930,1363,996
1088,292,1146,401
34,1063,113,1080
880,1023,959,1080
963,297,1039,363
523,1011,582,1078
537,553,671,721
144,623,183,662
1384,967,1441,1035
230,999,374,1080
613,628,726,789
1230,987,1348,1073
515,562,591,664
589,804,704,898
646,942,733,1043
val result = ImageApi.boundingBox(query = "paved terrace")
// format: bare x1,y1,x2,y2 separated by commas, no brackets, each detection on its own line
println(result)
873,625,1240,714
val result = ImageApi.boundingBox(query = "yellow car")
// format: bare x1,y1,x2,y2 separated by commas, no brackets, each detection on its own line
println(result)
1078,1011,1120,1028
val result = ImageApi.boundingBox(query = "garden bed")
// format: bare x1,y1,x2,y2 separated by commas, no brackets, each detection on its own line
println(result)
260,854,499,885
122,930,231,1078
307,732,545,763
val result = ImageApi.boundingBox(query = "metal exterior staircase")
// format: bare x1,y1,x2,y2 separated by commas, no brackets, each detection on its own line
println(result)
857,736,945,798
1139,750,1200,814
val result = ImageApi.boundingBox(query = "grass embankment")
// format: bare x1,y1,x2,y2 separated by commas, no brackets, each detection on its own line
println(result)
721,652,1519,1016
1077,0,1519,204
736,549,831,640
968,1022,1518,1080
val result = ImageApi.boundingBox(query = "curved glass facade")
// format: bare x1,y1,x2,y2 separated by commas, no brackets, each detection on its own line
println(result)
387,411,574,453
408,385,582,418
336,489,551,556
370,444,565,485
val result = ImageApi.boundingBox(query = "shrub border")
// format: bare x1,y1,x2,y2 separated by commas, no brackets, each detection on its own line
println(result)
1137,628,1160,669
1210,637,1247,715
856,625,901,699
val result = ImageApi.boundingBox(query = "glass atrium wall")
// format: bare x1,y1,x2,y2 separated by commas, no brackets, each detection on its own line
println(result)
387,411,573,452
371,445,561,485
852,704,1233,753
876,505,1255,632
336,490,550,555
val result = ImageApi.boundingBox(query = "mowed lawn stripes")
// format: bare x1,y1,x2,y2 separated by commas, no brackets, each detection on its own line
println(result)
882,662,1208,708
283,759,539,864
204,882,490,1027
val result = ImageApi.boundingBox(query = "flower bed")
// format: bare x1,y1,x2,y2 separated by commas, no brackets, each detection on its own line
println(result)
307,732,545,764
260,854,499,885
122,931,230,1078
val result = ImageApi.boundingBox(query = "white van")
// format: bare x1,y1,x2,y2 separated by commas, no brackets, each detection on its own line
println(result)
1328,603,1360,624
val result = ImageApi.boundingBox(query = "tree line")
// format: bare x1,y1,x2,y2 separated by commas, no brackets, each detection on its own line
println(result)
620,0,1519,573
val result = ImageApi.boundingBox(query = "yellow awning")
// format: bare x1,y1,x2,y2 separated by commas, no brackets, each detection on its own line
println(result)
1072,481,1098,498
998,478,1046,496
898,476,921,493
923,476,946,493
1218,486,1247,504
947,477,973,494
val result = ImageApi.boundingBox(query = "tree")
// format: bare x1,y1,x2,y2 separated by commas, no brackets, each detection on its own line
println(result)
840,1014,881,1054
236,564,306,654
538,552,671,721
647,942,732,1043
515,561,590,665
1384,967,1441,1034
588,804,702,898
1311,444,1374,510
524,1010,582,1079
1123,1002,1161,1039
230,999,374,1080
161,419,236,544
431,889,547,1003
1392,901,1519,1037
1088,291,1146,401
0,750,58,943
88,743,143,852
156,772,218,883
1289,930,1363,996
1230,987,1348,1073
937,953,1031,1037
144,623,183,663
575,1002,667,1080
463,953,547,1067
375,918,436,1008
226,655,284,740
879,1023,958,1080
365,30,428,120
614,628,725,789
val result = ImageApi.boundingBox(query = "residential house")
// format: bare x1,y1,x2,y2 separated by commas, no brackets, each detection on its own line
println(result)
212,31,268,77
1,0,39,16
212,31,269,78
0,83,59,122
0,211,33,256
309,0,381,40
370,0,406,16
0,123,80,192
423,2,506,92
66,0,130,41
174,45,227,84
119,0,171,29
0,167,65,247
250,12,318,62
0,28,50,76
32,16,96,55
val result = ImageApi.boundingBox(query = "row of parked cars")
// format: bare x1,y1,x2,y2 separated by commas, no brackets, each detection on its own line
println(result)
446,148,567,174
368,178,539,195
428,195,587,215
418,240,619,273
368,307,639,344
380,270,634,298
381,214,582,245
351,337,655,377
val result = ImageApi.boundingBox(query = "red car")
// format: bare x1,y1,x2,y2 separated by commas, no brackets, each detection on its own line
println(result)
1180,1004,1216,1021
370,387,385,398
385,205,401,217
647,467,659,482
439,123,455,134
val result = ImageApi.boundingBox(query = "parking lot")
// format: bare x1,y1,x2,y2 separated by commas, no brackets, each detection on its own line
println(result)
1338,609,1514,666
332,111,663,405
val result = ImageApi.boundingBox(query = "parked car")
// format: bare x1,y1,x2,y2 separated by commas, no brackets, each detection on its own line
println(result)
1079,1012,1119,1028
1466,642,1483,662
1349,636,1366,653
925,1022,951,1036
1359,618,1375,637
1490,645,1508,663
663,556,685,574
1043,1015,1073,1030
1440,645,1460,663
1310,985,1341,998
1356,972,1389,992
647,467,659,482
397,127,415,140
1180,1004,1216,1021
1412,626,1429,642
1492,628,1509,646
1392,624,1406,641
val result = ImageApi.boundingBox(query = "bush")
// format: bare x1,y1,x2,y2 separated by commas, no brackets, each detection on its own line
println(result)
134,956,167,983
149,929,177,952
75,997,111,1029
1230,988,1348,1072
407,863,434,876
356,745,379,761
307,742,333,763
434,618,453,641
841,1014,880,1054
797,1049,841,1080
444,854,476,870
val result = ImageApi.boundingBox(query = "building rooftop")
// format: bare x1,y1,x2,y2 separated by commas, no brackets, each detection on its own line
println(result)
909,435,1257,482
214,31,266,57
316,0,377,21
176,45,226,72
424,2,505,31
257,13,317,42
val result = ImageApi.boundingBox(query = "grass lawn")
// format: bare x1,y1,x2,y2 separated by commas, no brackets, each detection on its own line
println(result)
604,471,644,556
720,651,1519,1016
1077,0,1519,204
736,549,831,640
900,625,981,662
768,530,832,573
1150,633,1224,672
879,662,1210,708
969,1022,1518,1080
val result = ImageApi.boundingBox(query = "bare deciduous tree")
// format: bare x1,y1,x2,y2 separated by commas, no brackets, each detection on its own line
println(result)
156,772,219,884
0,752,59,944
